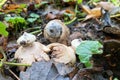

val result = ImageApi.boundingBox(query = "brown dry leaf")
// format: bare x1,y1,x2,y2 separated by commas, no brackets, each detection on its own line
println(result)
0,36,8,50
15,0,30,4
64,9,75,19
93,1,116,11
46,13,57,20
82,5,102,20
47,43,76,66
0,53,3,59
3,4,20,13
44,19,70,45
63,0,76,5
34,0,41,4
4,4,20,10
68,32,83,44
81,5,91,14
103,27,120,40
15,0,41,4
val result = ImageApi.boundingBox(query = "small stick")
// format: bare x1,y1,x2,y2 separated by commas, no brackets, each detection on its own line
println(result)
8,69,20,80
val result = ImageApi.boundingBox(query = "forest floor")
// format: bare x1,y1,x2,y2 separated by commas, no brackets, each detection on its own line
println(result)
0,0,120,80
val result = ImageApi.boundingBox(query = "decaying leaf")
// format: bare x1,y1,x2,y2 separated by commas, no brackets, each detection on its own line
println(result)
81,5,102,20
0,36,6,48
44,19,70,45
3,4,20,10
103,26,120,40
72,69,107,80
68,32,83,45
0,52,3,59
34,0,41,4
110,7,120,15
20,60,74,80
47,43,76,66
63,9,76,20
2,0,20,10
103,39,120,55
14,32,50,70
93,1,116,11
103,40,120,70
46,13,57,20
0,71,13,80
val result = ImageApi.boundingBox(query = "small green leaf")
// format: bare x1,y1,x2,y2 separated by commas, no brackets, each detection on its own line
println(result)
76,41,103,67
0,22,8,37
0,61,3,67
27,18,37,23
77,0,82,4
63,0,71,2
0,0,7,9
30,13,39,18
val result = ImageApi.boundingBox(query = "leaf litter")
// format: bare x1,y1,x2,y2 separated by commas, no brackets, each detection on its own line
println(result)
0,0,120,80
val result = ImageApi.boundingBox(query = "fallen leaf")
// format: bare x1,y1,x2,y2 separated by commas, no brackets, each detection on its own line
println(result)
63,0,76,5
20,60,73,80
47,43,76,66
103,39,120,55
64,9,76,20
14,0,30,4
82,5,102,20
72,68,106,80
103,40,120,70
34,0,41,4
44,19,70,45
68,32,83,44
46,12,57,20
0,71,13,80
5,4,20,10
27,2,35,12
0,52,3,59
93,1,116,11
0,36,8,50
81,5,91,14
103,26,120,40
110,7,120,15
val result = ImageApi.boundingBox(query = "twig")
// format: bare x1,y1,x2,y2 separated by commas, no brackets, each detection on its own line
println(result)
4,62,31,66
110,14,120,18
65,17,77,25
8,69,20,80
30,30,41,35
0,47,31,67
0,47,7,62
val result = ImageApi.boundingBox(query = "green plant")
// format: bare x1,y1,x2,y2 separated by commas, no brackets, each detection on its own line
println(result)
0,21,8,37
63,0,82,4
110,0,120,6
77,0,83,4
0,47,30,68
4,16,27,32
27,13,40,23
0,0,7,9
76,41,103,67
